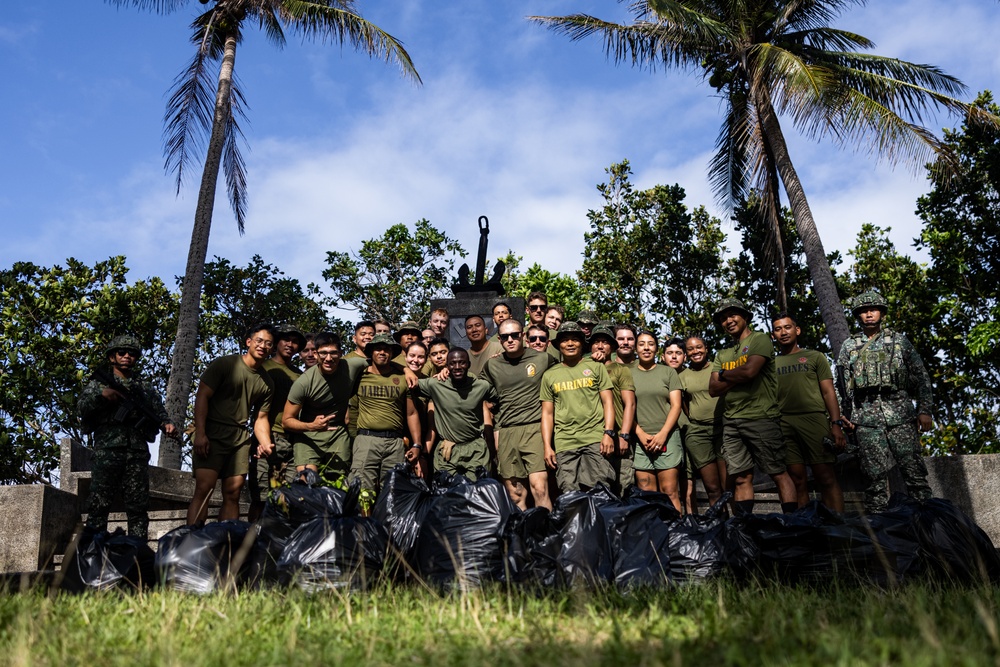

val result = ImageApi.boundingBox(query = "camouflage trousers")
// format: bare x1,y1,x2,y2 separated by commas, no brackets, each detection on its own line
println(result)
85,446,150,540
854,402,931,513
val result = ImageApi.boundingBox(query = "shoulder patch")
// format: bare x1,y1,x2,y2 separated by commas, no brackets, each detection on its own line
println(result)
526,363,536,377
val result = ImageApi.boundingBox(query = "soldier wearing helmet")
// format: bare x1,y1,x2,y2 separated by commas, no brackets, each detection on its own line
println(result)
77,335,176,540
836,290,934,513
708,298,799,515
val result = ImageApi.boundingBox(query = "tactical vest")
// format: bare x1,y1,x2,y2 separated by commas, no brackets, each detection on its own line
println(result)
848,329,904,392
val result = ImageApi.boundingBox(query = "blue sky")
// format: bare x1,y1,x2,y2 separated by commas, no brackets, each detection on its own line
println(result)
3,1,999,300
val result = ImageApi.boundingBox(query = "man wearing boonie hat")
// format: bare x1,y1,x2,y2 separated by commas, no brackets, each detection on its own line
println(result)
589,324,636,496
540,322,617,493
351,334,423,495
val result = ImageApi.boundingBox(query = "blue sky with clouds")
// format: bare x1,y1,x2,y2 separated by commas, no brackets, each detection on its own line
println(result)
3,1,999,299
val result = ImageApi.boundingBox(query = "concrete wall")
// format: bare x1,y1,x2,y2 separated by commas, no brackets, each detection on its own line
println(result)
922,455,1000,547
0,485,81,572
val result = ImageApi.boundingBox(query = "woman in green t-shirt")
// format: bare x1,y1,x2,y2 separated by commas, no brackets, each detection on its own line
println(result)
632,331,684,510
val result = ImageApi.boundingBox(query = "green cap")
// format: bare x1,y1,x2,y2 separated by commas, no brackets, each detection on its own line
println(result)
850,290,888,315
393,321,422,343
273,323,306,349
588,325,618,351
575,310,599,325
713,297,751,325
364,333,402,357
554,321,589,344
105,335,142,358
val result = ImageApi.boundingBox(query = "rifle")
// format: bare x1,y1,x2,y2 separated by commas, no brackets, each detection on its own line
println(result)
833,363,859,460
92,368,178,443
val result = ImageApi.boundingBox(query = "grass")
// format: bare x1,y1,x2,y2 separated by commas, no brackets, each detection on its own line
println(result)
1,578,999,666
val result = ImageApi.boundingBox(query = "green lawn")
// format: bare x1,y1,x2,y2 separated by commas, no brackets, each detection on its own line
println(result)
2,579,998,666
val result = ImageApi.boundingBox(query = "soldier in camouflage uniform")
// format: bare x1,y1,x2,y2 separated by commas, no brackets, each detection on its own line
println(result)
77,335,176,539
836,290,934,513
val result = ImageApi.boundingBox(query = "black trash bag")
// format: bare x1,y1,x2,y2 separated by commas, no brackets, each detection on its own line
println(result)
60,528,155,592
904,496,1000,582
156,520,263,593
501,506,556,585
540,484,619,588
601,501,675,588
854,502,923,584
664,496,744,583
257,481,356,557
371,463,434,576
742,503,841,583
416,473,515,589
277,515,388,592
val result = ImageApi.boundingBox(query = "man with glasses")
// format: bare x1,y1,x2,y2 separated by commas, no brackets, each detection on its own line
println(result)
480,319,557,509
187,323,276,526
283,332,369,482
78,335,176,539
526,291,548,329
525,324,551,355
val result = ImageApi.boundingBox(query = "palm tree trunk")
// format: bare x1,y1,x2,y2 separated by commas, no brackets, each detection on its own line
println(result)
757,96,851,354
160,34,238,468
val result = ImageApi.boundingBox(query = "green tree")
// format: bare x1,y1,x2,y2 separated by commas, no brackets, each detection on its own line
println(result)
322,219,466,326
200,254,335,359
109,0,421,468
914,91,1000,453
578,160,729,339
0,257,176,483
531,0,997,356
500,252,591,319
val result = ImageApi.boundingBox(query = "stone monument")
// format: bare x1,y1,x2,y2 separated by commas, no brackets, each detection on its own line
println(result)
430,216,524,347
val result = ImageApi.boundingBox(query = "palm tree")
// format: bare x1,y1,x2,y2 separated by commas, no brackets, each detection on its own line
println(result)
108,0,420,468
531,0,996,353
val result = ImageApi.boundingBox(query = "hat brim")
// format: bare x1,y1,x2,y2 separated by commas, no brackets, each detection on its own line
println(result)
392,328,421,343
365,341,403,357
714,307,751,325
588,333,618,351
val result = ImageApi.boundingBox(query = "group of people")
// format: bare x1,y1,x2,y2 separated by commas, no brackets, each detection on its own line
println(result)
77,288,936,540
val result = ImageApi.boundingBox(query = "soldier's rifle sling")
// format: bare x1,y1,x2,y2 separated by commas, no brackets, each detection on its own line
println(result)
93,368,179,440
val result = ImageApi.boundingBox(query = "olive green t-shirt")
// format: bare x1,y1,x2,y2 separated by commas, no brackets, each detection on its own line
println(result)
713,331,779,420
605,362,635,430
540,360,612,452
356,366,409,431
286,357,367,448
262,359,301,435
631,364,682,434
479,349,557,427
681,364,721,425
775,348,832,415
415,378,498,444
467,340,504,377
200,354,274,447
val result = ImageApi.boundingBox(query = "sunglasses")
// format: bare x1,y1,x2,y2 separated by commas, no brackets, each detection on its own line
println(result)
528,304,547,311
527,335,548,343
498,332,520,341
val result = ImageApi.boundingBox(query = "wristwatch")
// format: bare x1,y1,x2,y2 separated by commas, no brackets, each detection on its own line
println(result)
831,419,845,427
619,432,632,443
603,429,617,438
718,368,727,381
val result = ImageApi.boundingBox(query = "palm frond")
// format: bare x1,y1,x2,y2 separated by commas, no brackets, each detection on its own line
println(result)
222,78,250,234
280,1,421,83
782,27,874,52
104,0,188,13
162,36,217,194
249,4,288,49
779,0,864,33
708,88,756,210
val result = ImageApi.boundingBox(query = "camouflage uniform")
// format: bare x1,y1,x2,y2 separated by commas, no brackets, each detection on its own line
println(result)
836,293,933,513
77,336,169,540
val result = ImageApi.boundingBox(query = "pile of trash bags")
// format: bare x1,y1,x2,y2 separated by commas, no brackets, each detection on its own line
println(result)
63,463,1000,593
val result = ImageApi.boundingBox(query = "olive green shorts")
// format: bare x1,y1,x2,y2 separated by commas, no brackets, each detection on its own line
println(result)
608,442,635,496
633,429,683,472
350,434,405,493
496,422,546,479
434,437,489,482
685,421,724,470
554,443,615,494
722,417,787,476
193,437,250,478
294,427,351,479
782,412,836,466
